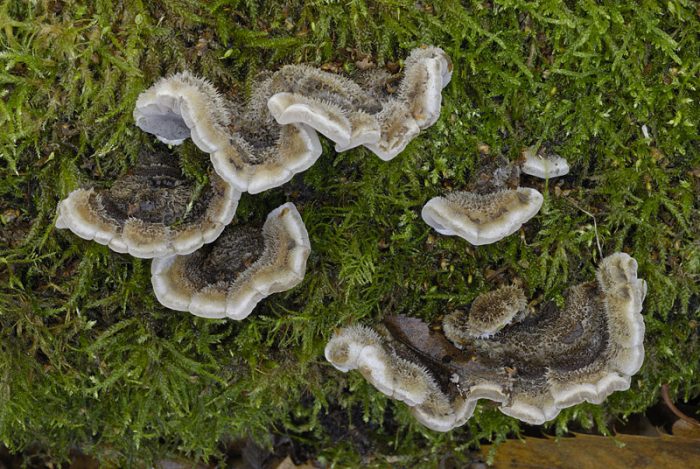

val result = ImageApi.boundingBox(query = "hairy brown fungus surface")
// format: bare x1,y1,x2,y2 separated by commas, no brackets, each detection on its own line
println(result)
134,72,322,194
325,325,444,409
326,253,647,431
55,150,240,258
151,202,310,320
444,285,528,341
267,46,452,160
421,159,544,245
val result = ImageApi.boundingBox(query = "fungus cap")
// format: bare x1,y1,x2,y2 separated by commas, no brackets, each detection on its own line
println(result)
266,47,451,161
362,101,421,161
325,253,647,431
134,72,230,151
55,152,240,259
209,122,323,195
498,391,560,425
397,46,453,128
325,326,440,407
134,72,323,194
326,323,477,432
520,145,570,179
325,325,383,373
456,252,647,424
412,395,477,432
151,202,310,319
267,92,357,149
421,188,544,245
444,285,527,341
540,252,647,409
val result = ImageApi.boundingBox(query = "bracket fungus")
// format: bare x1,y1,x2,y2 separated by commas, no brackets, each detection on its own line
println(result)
55,150,240,258
421,159,544,245
443,285,527,340
324,324,475,431
134,47,451,191
266,46,452,160
326,253,647,431
520,145,570,179
151,202,311,320
134,72,322,194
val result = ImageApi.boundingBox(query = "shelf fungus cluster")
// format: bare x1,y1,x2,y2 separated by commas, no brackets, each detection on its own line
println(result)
57,154,310,318
55,150,240,258
56,49,451,318
326,253,647,431
267,46,452,160
134,46,452,194
421,158,545,245
151,203,310,320
133,71,323,194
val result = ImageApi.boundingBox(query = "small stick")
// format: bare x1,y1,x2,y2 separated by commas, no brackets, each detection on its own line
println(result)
568,200,603,259
661,383,700,427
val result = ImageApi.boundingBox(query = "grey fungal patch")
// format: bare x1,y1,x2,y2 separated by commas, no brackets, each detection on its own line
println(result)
267,46,452,160
137,111,192,144
134,72,322,194
270,65,383,114
182,226,266,290
151,202,311,320
444,285,527,342
422,159,543,245
520,145,570,179
99,155,209,225
325,253,647,431
55,149,240,259
134,47,450,190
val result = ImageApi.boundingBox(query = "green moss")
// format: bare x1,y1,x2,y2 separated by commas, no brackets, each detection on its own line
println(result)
0,0,698,466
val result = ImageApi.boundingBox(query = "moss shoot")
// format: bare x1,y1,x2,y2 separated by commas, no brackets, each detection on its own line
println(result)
0,0,698,466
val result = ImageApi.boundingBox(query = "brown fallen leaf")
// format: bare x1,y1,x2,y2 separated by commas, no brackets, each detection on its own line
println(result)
672,419,700,440
483,432,700,469
275,456,317,469
383,315,475,372
355,56,375,70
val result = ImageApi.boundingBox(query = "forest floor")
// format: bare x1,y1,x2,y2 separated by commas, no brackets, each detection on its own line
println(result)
0,1,698,467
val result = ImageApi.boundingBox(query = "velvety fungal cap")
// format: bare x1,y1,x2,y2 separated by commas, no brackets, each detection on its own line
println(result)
150,202,310,320
134,72,322,194
421,188,544,245
498,390,560,425
326,323,478,432
211,121,322,194
520,145,570,179
397,46,453,128
325,326,439,407
391,356,436,407
267,46,452,161
55,152,240,259
134,72,230,147
325,325,383,373
444,285,527,341
411,395,476,432
362,101,421,161
325,253,647,431
539,252,647,411
267,91,356,147
495,252,647,424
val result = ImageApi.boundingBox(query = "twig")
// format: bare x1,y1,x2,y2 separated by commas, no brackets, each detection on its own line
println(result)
527,41,537,69
568,200,603,259
661,383,700,427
